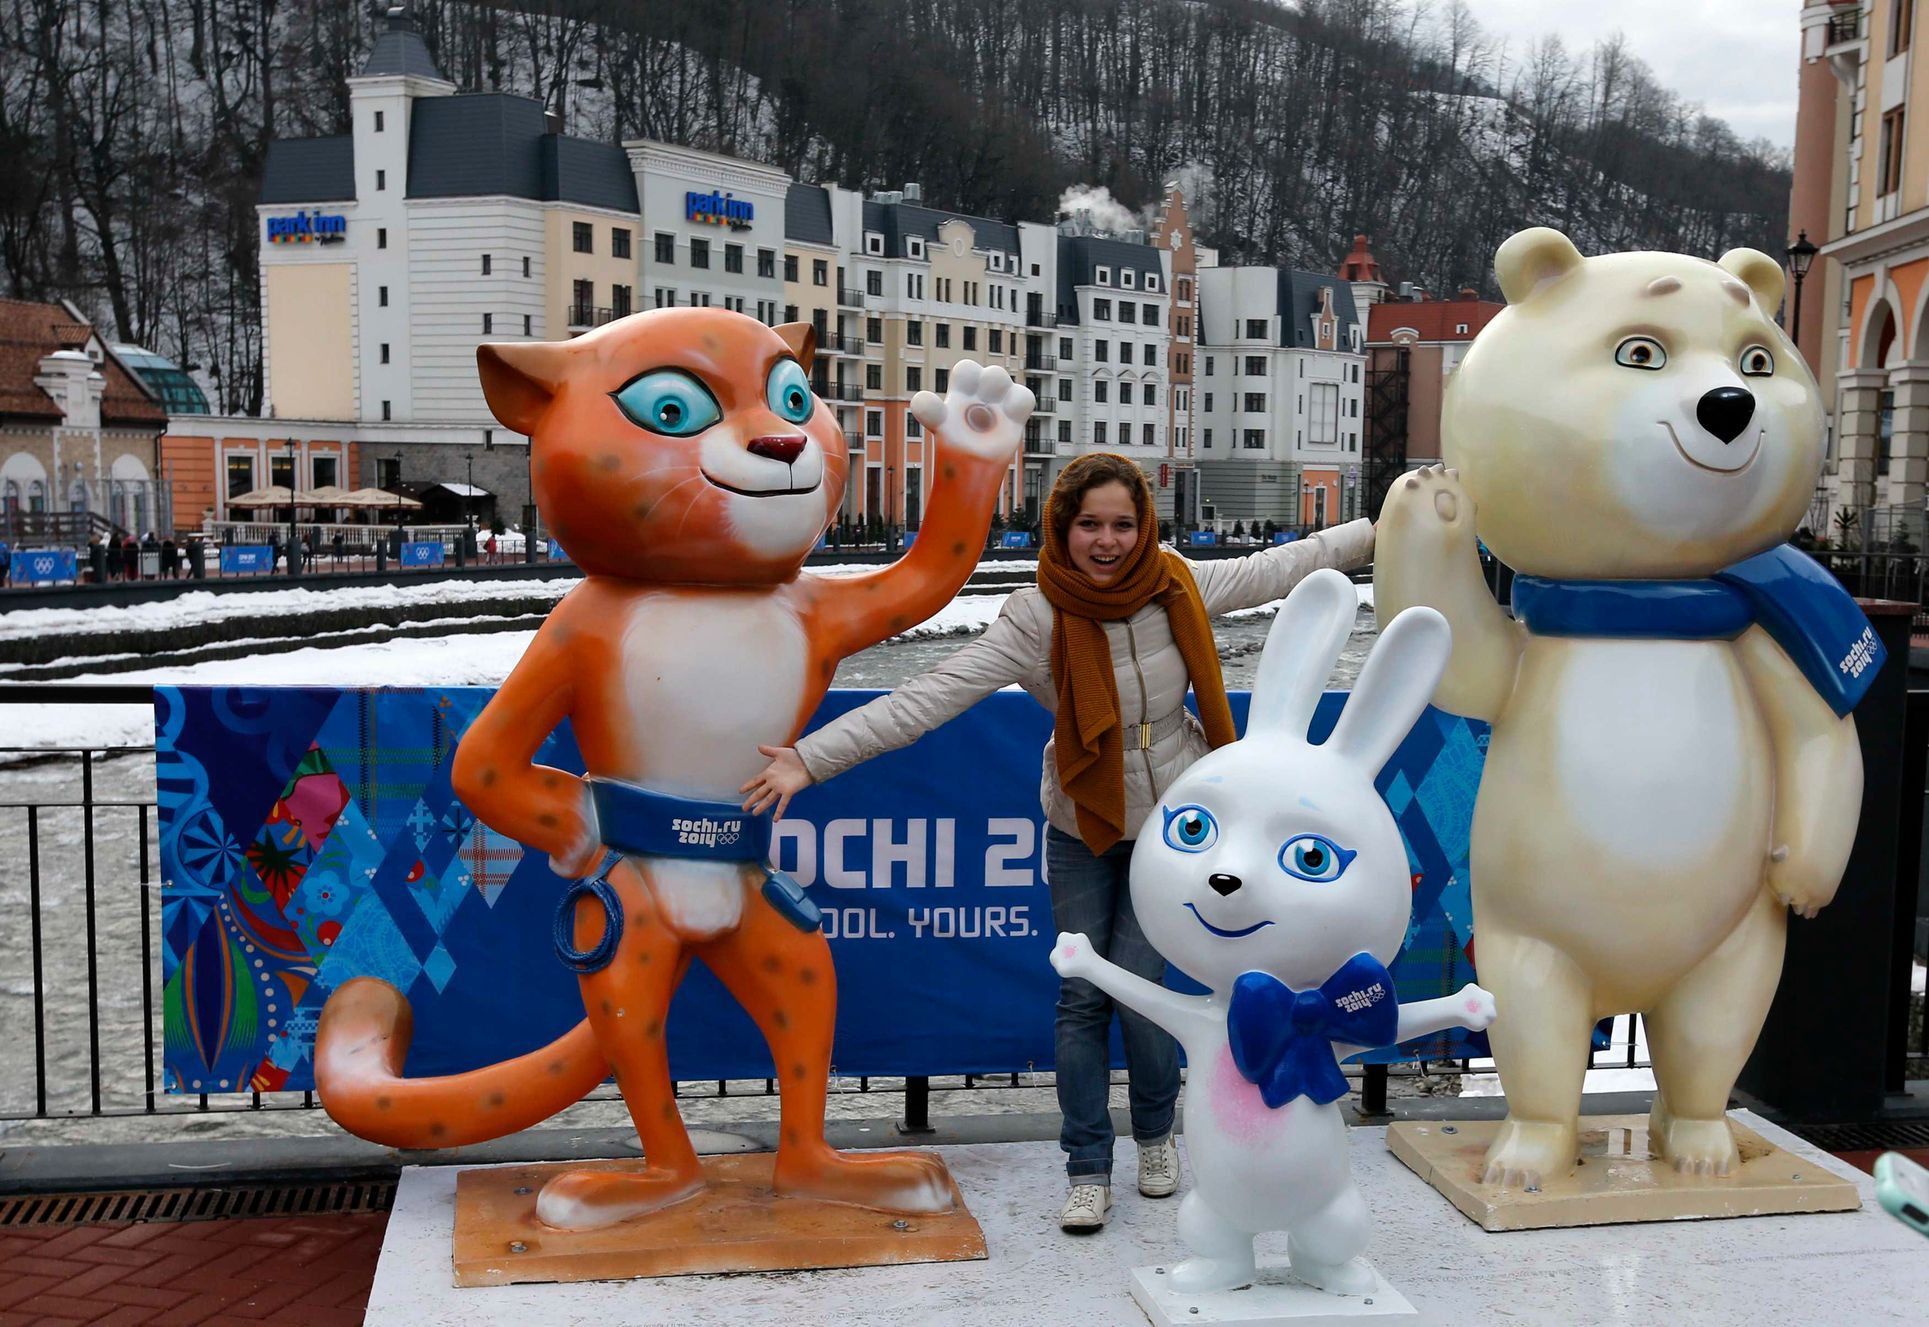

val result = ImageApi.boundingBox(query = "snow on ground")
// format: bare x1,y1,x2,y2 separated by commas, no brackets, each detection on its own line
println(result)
0,569,1368,751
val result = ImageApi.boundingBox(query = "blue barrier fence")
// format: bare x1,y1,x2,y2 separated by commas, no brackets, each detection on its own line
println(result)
9,548,79,585
219,545,275,575
154,687,1486,1095
399,541,444,568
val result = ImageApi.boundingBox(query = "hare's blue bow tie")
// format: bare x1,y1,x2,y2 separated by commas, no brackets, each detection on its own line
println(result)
1227,954,1399,1108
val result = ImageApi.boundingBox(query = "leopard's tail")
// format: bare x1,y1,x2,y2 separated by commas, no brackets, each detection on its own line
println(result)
314,977,607,1148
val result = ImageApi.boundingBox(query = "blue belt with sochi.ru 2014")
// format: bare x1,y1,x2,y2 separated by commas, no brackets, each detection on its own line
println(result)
555,777,820,961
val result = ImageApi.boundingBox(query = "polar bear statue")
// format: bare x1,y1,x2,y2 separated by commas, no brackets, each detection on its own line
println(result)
1376,227,1883,1190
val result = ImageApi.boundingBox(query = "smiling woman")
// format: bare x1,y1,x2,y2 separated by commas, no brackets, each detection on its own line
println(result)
744,450,1374,1230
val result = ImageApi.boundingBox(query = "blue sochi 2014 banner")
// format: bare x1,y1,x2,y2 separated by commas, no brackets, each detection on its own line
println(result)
219,545,275,575
154,686,1487,1095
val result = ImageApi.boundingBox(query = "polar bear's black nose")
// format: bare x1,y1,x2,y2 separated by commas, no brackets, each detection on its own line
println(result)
1208,873,1242,897
1697,386,1756,444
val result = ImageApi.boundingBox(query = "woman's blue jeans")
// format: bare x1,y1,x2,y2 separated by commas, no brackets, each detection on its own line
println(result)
1045,825,1180,1182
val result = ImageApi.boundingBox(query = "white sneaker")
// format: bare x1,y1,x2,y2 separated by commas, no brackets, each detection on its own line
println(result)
1138,1133,1181,1198
1059,1182,1111,1232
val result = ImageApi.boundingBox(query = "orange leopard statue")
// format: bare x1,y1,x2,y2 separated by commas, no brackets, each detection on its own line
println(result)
313,308,1031,1229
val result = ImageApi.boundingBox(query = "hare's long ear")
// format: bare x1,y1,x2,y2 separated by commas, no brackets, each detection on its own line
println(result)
1247,569,1361,742
1327,606,1451,774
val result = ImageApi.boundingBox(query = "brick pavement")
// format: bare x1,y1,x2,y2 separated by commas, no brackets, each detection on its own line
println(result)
0,1210,386,1326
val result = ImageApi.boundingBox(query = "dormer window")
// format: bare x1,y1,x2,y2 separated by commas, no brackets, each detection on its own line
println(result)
1122,269,1137,289
865,232,884,255
989,252,1004,271
907,237,926,260
1144,275,1160,292
1095,265,1111,286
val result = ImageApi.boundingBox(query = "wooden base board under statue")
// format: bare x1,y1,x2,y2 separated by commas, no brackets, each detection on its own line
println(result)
1385,1114,1859,1233
450,1153,985,1287
1129,1262,1414,1326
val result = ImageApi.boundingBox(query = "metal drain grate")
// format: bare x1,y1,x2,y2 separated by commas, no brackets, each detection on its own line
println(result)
0,1179,397,1228
1792,1120,1929,1153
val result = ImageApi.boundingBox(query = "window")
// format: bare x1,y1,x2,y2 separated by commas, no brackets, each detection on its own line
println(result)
1178,277,1191,301
1144,384,1156,407
380,343,390,364
1145,275,1160,292
1096,266,1111,285
1244,392,1265,412
1455,322,1469,335
935,367,950,393
989,330,1003,354
691,237,710,269
756,299,776,323
523,256,532,278
867,270,883,297
1246,356,1265,376
866,232,884,255
1203,429,1213,449
1060,337,1073,360
1204,392,1214,411
573,278,593,321
693,292,711,306
376,169,386,191
812,258,828,286
1145,344,1158,366
573,222,593,253
1245,319,1266,338
1310,382,1340,444
655,232,675,263
1243,429,1264,449
758,248,775,278
1094,298,1112,320
867,317,882,343
1894,0,1915,55
907,273,925,299
655,287,675,308
725,243,743,274
1350,397,1359,417
1122,269,1137,289
524,314,532,334
1120,382,1133,405
907,237,926,260
378,285,389,306
866,409,883,436
1880,108,1906,195
867,364,883,391
311,456,338,489
612,228,631,259
1095,380,1109,404
907,320,924,346
784,304,798,323
226,455,255,497
374,110,384,132
907,415,923,438
377,228,387,250
936,323,951,348
612,285,632,318
1095,340,1109,363
907,367,922,391
382,400,392,421
482,313,493,334
1204,356,1214,374
1094,422,1108,444
1120,422,1133,444
481,254,492,275
1144,303,1159,323
1120,302,1136,324
1058,419,1072,442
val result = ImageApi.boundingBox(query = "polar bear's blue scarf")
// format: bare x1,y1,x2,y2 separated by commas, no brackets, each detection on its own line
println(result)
1509,544,1884,718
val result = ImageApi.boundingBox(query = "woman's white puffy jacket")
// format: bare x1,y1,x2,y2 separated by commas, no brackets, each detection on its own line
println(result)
795,521,1375,843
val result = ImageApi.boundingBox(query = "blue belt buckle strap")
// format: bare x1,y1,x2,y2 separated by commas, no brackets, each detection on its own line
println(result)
585,777,822,932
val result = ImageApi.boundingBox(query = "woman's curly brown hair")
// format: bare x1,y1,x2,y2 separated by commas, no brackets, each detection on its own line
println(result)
1046,453,1152,547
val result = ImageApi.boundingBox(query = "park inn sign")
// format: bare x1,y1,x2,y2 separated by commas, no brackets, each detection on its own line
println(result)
685,189,754,230
265,210,347,244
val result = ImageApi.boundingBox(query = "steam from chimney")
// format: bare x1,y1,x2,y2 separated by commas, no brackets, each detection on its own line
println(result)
1058,184,1139,236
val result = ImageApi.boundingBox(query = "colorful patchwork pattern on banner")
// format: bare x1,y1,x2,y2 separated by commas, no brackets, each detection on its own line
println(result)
155,686,1488,1094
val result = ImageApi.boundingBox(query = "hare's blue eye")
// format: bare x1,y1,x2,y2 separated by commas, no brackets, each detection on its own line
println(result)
612,370,721,437
1162,804,1217,853
766,359,814,424
1279,833,1355,883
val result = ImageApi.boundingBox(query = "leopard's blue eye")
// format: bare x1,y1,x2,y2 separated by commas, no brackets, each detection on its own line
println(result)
766,358,814,424
1162,804,1217,853
612,369,721,437
1278,833,1355,883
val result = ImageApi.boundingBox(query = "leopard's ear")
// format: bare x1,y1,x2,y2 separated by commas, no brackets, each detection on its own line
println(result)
774,322,817,374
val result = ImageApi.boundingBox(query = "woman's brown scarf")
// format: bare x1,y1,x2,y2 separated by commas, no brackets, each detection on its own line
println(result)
1038,487,1237,856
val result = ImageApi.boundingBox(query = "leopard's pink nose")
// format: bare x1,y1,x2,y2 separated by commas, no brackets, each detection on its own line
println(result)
748,435,806,465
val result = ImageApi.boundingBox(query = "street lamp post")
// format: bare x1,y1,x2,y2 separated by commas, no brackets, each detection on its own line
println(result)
392,450,405,554
1786,229,1820,348
284,437,298,576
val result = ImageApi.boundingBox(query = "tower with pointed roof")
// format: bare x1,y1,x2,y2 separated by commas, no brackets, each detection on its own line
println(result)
1337,234,1387,330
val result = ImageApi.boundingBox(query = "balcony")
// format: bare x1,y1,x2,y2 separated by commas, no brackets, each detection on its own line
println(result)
1826,8,1864,46
1025,352,1059,371
819,331,865,357
1026,308,1060,329
1030,390,1058,415
828,380,865,405
838,286,867,308
568,305,619,329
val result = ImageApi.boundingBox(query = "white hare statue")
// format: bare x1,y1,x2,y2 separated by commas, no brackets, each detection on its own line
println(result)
1052,568,1496,1305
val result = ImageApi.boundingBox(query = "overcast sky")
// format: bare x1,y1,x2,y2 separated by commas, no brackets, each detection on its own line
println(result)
1458,0,1803,148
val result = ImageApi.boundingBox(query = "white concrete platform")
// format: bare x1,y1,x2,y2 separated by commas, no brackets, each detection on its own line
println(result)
368,1111,1929,1326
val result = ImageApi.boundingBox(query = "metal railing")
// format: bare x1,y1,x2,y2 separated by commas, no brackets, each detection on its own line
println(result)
568,305,619,328
1827,8,1865,45
837,287,866,308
